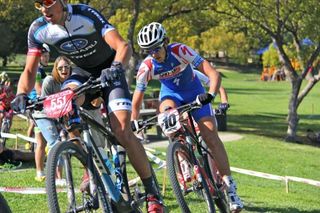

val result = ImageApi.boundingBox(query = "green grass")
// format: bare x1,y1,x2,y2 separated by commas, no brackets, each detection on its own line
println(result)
1,65,320,212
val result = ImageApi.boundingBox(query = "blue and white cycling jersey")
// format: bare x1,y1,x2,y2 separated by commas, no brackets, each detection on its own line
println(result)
136,43,213,121
27,4,116,75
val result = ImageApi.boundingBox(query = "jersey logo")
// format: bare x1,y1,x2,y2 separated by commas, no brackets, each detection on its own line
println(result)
60,39,88,52
181,45,194,56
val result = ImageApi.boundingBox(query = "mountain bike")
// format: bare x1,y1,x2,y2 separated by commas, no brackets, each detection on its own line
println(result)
134,102,230,213
26,77,163,213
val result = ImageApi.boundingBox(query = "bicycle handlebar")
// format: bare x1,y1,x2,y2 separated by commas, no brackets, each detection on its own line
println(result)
133,101,201,133
25,77,103,112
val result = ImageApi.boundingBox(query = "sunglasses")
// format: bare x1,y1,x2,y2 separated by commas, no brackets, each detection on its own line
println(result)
34,0,57,10
145,43,164,55
57,65,70,72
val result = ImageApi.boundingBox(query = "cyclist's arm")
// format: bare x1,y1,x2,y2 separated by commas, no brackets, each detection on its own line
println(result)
197,60,221,96
131,61,152,120
17,55,40,94
104,29,132,67
219,86,228,104
194,69,228,103
131,90,145,120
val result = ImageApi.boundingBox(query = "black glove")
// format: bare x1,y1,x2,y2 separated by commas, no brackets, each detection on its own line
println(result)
11,93,29,113
218,103,230,113
100,61,124,87
196,93,214,105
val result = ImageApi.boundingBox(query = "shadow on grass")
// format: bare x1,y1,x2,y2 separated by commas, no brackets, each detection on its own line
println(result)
227,87,288,94
227,113,320,147
228,113,288,139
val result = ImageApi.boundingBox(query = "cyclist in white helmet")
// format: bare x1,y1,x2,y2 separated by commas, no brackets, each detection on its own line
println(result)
132,22,243,212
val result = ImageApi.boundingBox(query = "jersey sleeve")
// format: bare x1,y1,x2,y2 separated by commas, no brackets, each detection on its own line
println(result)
135,59,153,92
84,6,115,37
27,19,44,56
171,43,204,68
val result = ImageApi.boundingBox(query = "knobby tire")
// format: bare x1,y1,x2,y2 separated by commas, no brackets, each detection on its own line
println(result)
46,141,112,213
166,141,215,213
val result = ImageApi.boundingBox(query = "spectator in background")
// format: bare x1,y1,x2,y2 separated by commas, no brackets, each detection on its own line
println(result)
0,72,11,87
0,76,15,146
0,144,35,167
33,56,72,186
26,44,50,182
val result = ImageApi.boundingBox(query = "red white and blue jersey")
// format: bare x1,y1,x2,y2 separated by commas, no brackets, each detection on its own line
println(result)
136,43,204,92
27,4,116,74
136,43,213,121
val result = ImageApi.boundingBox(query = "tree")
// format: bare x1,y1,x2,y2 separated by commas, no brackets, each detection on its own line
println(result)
107,0,218,87
200,26,251,64
215,0,320,141
0,1,38,65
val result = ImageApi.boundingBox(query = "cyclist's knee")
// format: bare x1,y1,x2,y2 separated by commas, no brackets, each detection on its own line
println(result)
202,130,221,146
114,128,134,146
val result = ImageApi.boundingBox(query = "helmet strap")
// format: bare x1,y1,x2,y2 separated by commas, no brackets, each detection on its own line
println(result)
59,0,68,11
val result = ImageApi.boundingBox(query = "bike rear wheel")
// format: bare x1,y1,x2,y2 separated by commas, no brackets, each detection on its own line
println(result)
166,141,215,213
46,141,111,213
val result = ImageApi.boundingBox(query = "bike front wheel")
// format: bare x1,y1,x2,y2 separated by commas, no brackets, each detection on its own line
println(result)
166,141,215,213
46,141,112,213
204,151,230,213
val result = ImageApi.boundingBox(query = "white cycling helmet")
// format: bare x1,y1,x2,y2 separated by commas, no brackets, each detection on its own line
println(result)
41,43,50,53
137,22,166,50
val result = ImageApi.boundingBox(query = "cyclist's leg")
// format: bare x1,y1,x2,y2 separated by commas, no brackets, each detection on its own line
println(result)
105,74,163,210
194,108,243,211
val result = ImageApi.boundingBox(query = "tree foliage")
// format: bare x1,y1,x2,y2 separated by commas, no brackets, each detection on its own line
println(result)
0,0,37,63
214,0,320,140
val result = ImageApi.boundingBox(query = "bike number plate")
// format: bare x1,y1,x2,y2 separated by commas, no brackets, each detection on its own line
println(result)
43,90,74,118
158,109,181,137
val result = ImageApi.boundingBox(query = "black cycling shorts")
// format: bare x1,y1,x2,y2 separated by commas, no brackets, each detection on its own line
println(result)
62,67,132,113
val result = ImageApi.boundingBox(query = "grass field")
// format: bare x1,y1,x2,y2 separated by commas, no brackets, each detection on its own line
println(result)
1,65,320,212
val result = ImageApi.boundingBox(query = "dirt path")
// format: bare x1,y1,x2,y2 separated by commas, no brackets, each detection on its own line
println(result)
143,132,243,148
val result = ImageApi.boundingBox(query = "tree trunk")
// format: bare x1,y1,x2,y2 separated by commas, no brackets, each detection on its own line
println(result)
286,78,302,141
125,0,140,89
126,53,139,90
2,56,7,67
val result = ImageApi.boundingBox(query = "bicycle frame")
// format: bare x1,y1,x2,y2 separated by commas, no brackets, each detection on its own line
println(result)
78,109,133,205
